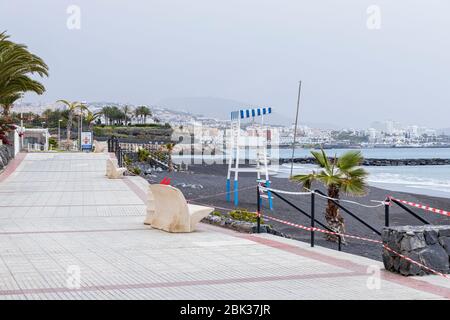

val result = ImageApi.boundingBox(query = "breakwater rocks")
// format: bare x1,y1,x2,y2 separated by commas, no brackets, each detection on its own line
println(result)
279,157,450,166
0,145,14,171
382,226,450,276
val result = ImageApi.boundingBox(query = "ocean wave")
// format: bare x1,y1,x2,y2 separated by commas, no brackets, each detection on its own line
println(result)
274,163,450,197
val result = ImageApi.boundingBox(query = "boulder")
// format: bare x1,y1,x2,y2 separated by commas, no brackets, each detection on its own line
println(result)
424,229,439,245
399,252,422,276
382,225,450,276
418,244,449,273
438,237,450,255
439,229,450,237
400,234,426,251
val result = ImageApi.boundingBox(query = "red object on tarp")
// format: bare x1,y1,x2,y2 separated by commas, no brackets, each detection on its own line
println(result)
159,177,171,185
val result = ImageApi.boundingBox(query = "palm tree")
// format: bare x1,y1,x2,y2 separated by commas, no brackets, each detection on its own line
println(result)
100,106,112,125
121,105,133,125
291,149,368,242
0,31,48,115
165,142,175,172
140,106,152,124
134,107,142,124
56,100,85,145
85,110,101,132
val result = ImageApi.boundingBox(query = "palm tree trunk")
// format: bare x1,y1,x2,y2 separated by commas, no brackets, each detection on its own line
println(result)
168,153,173,172
325,185,345,242
2,104,12,116
67,111,73,147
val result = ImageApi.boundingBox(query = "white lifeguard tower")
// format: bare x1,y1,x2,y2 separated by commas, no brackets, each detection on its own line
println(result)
226,107,273,209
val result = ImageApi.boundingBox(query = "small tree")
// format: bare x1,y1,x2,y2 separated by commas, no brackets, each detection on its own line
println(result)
56,100,85,146
85,110,101,132
165,143,175,172
291,149,368,242
137,148,150,162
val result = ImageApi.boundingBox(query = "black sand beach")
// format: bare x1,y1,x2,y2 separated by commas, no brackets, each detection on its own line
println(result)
145,164,450,261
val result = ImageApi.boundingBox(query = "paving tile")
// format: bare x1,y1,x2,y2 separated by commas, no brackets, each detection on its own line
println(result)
0,153,448,300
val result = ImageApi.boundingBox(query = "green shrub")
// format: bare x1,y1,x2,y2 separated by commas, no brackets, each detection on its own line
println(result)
130,167,142,175
123,155,132,166
211,211,224,217
92,125,173,141
229,208,263,224
137,148,150,162
48,137,58,149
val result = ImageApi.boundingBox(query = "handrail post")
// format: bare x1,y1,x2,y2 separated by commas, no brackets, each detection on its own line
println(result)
384,197,390,227
256,184,261,233
310,192,315,247
338,235,342,251
118,146,123,167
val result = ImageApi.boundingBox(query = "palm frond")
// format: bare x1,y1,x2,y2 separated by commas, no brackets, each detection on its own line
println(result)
291,172,317,191
337,151,364,172
311,149,330,170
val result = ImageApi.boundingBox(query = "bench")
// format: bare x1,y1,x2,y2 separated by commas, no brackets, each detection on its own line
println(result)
93,140,106,153
105,158,127,179
145,184,214,233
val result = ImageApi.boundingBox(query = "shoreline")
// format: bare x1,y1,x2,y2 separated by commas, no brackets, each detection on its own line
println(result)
143,163,450,261
279,157,450,166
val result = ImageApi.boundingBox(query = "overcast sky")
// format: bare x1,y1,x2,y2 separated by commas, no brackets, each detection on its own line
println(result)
1,0,449,128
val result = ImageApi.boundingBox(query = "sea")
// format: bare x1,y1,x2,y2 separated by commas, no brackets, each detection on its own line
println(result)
173,147,450,198
273,148,450,199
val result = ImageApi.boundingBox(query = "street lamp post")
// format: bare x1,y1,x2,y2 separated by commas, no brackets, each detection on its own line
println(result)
20,112,24,150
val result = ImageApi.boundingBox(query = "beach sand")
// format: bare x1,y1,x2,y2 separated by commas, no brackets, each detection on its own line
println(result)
144,164,450,261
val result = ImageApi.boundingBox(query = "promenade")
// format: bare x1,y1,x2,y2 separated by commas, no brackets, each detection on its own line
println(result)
0,152,449,300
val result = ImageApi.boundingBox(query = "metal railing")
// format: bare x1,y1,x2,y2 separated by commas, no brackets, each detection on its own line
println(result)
314,190,382,236
256,186,342,251
107,136,124,167
387,198,431,226
107,136,178,171
255,184,439,254
255,186,388,252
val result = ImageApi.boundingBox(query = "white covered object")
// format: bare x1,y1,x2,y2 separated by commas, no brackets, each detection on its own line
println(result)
145,184,214,233
93,140,106,153
106,158,126,179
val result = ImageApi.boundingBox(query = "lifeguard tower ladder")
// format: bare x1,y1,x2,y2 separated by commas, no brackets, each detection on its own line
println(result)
226,107,273,209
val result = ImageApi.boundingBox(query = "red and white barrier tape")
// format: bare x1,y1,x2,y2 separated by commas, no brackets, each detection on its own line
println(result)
390,197,450,217
259,186,312,196
262,213,450,279
261,214,383,244
382,245,450,279
187,185,256,202
190,199,450,280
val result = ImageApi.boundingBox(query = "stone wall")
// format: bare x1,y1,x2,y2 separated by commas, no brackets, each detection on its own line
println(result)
382,226,450,276
0,144,14,171
280,157,450,166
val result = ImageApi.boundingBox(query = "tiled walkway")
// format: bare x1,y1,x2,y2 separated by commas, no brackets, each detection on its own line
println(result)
0,152,449,300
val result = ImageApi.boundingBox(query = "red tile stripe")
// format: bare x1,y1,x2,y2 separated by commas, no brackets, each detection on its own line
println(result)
0,228,149,236
0,271,363,296
240,233,450,299
0,152,26,182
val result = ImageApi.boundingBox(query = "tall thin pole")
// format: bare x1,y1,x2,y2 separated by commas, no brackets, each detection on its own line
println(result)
78,115,81,151
290,81,302,178
20,111,24,150
80,110,84,151
58,120,60,148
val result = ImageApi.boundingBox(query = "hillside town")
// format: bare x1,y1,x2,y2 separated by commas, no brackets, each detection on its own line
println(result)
13,101,450,149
